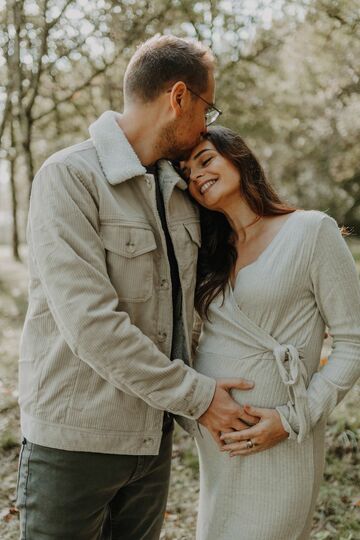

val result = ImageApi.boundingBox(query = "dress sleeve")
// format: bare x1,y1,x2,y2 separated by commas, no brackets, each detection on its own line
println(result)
277,215,360,441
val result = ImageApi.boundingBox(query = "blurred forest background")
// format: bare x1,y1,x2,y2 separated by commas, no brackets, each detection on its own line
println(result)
0,1,359,539
1,0,360,256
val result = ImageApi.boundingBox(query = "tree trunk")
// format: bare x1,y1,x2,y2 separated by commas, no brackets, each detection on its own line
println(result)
23,114,34,187
10,121,20,262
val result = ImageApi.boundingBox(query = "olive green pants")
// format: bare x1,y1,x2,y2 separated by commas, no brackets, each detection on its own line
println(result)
16,428,173,540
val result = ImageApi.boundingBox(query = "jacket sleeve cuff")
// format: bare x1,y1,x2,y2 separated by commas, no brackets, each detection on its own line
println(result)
184,373,217,420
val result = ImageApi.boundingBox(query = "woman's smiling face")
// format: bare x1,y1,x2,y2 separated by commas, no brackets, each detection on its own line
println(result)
181,140,242,211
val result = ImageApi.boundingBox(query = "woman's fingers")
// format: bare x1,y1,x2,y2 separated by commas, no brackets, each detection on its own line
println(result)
219,408,288,455
220,425,261,443
222,440,258,452
240,410,260,425
243,404,264,418
239,403,263,425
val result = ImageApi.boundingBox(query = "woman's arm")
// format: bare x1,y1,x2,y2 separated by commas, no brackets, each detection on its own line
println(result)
221,214,360,454
276,215,360,441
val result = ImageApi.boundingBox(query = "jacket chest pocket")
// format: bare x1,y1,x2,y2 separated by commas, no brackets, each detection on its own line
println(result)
101,223,157,302
175,221,201,286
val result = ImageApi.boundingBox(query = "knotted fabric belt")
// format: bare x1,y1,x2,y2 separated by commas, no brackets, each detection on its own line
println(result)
273,344,311,442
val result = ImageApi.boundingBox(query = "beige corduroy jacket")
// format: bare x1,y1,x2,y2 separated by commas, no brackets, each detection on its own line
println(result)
19,111,216,455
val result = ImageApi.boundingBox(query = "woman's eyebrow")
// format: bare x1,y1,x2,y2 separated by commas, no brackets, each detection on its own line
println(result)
181,148,213,178
192,148,212,160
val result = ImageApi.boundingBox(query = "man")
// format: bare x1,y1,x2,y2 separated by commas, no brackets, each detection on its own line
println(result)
17,35,255,539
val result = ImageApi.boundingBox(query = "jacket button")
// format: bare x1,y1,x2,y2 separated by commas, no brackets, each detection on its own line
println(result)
143,438,153,446
157,331,167,342
126,242,136,253
160,279,169,289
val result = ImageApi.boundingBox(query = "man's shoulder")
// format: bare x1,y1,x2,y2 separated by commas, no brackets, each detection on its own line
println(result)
33,139,104,202
40,139,96,172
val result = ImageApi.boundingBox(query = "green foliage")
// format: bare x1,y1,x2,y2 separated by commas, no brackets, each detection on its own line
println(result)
216,0,360,230
0,432,18,452
1,0,360,241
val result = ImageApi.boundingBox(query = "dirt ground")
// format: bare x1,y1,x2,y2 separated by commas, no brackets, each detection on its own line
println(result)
0,245,359,540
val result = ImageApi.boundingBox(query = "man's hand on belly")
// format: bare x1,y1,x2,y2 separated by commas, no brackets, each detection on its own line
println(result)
198,378,259,448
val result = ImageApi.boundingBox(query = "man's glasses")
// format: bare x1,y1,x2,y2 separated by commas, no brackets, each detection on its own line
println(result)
187,87,222,126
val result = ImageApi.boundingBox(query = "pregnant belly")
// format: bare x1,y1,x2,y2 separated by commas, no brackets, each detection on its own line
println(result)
195,350,289,408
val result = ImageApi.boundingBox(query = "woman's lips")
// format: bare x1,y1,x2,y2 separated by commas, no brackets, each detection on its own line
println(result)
200,179,218,194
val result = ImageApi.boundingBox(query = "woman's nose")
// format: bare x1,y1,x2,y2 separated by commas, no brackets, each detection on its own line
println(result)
189,169,204,184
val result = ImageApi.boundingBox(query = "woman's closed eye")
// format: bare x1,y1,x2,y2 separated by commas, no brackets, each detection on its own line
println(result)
201,157,213,167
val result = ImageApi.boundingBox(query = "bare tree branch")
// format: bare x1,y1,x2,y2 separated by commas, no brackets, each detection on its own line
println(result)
324,8,360,31
41,33,90,77
0,94,11,145
25,0,50,113
0,3,11,146
179,0,203,41
26,0,76,112
46,0,74,30
33,60,117,122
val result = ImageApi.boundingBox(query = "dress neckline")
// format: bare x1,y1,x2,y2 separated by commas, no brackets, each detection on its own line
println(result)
230,210,301,290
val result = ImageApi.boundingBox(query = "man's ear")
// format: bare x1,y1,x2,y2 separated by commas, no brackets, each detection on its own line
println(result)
169,81,188,117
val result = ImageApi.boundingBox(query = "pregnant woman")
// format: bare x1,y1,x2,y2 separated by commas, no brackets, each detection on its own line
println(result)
181,126,360,540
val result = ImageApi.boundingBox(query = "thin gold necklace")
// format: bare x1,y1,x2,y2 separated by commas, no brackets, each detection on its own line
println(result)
244,215,262,229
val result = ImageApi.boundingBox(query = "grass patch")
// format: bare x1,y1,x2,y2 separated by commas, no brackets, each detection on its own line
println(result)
181,446,200,478
348,237,360,269
0,432,19,452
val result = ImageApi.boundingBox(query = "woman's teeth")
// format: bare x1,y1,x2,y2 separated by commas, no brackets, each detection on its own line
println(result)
200,180,217,194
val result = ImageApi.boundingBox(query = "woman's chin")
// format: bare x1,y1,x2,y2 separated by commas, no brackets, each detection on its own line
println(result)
198,197,220,211
190,187,223,210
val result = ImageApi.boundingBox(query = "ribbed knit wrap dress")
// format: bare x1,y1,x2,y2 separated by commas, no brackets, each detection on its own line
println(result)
194,210,360,540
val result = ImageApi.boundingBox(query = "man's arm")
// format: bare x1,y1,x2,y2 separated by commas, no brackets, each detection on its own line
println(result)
30,162,216,419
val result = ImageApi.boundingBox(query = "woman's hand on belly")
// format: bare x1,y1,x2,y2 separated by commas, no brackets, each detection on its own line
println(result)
219,404,289,457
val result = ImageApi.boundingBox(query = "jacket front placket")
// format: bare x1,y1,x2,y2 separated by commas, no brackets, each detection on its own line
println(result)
142,169,176,360
157,164,191,361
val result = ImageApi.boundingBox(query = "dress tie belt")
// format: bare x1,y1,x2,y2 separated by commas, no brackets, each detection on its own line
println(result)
273,344,310,441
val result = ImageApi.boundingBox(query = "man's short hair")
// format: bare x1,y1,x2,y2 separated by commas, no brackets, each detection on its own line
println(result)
124,35,214,103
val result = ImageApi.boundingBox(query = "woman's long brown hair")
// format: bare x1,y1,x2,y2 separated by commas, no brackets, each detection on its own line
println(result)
195,126,296,320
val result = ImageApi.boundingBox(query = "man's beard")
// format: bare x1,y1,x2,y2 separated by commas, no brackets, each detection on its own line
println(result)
156,122,197,161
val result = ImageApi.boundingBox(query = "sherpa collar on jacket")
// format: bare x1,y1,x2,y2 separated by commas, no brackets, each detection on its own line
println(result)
89,110,187,191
